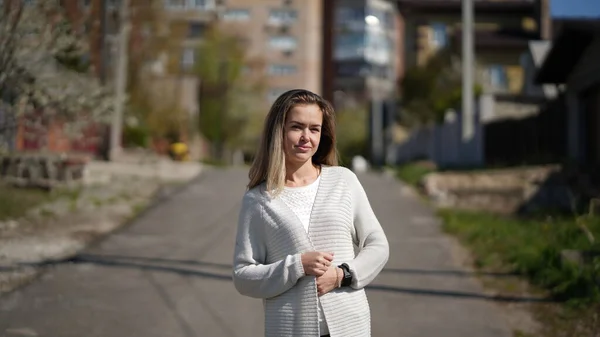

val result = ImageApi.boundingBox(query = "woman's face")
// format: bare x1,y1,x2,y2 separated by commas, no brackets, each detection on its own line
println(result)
283,104,323,166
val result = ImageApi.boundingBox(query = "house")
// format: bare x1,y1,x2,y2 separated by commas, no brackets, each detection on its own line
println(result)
397,0,551,96
535,19,600,167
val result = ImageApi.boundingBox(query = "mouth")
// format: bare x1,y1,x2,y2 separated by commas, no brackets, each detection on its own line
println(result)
295,145,311,151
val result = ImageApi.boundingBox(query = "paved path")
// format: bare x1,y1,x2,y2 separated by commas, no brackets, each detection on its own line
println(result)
0,167,514,337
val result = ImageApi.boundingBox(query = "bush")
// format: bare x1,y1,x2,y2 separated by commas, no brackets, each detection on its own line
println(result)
394,161,436,187
336,107,368,167
123,125,149,148
440,210,600,305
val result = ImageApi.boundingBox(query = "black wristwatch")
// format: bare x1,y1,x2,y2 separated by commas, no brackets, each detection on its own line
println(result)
338,263,352,287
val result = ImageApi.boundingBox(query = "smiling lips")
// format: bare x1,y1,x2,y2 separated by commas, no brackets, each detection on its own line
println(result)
295,145,311,152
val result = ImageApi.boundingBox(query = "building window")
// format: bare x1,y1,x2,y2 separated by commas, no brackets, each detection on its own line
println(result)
335,7,365,26
166,0,185,8
384,11,395,29
268,9,297,25
222,9,250,21
269,36,297,51
335,33,365,60
268,88,290,103
430,23,447,49
268,64,297,76
365,31,391,65
188,22,205,38
165,0,213,10
106,0,120,9
191,0,208,8
489,65,508,90
181,48,196,70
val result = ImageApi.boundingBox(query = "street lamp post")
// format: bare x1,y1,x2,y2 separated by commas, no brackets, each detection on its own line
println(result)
365,14,384,167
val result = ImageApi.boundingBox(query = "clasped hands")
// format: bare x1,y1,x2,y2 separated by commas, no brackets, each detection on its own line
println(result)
301,251,344,296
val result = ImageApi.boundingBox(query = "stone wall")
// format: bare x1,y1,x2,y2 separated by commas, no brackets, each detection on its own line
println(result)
421,165,578,214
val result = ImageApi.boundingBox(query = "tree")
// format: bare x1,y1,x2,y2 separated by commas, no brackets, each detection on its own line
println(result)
399,48,482,127
124,0,189,146
336,106,369,167
194,26,265,161
0,0,113,152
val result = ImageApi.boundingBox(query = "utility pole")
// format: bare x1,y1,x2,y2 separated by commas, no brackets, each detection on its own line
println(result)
371,98,384,167
99,0,108,84
461,0,474,142
110,0,131,161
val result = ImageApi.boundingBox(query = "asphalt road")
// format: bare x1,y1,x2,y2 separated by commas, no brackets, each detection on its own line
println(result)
0,167,514,337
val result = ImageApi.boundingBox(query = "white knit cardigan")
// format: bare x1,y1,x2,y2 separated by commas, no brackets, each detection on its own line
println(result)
232,166,390,337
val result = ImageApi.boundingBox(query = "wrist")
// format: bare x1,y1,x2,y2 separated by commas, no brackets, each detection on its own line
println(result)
338,263,353,287
336,268,343,288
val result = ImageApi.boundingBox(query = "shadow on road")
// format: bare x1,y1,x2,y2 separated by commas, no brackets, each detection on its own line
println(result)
366,284,556,303
380,267,519,278
1,253,559,304
72,254,518,278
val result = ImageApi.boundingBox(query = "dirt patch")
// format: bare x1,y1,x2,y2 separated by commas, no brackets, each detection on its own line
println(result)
0,176,161,294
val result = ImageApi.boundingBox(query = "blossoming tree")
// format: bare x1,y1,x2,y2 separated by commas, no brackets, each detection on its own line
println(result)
0,0,114,154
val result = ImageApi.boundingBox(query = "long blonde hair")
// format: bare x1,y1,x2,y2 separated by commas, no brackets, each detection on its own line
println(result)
248,89,338,194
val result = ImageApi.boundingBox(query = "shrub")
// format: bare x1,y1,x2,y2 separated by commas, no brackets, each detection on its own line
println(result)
440,210,600,305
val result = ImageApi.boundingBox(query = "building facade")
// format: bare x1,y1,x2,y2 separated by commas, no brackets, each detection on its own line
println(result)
397,0,550,96
161,0,323,106
330,0,399,107
536,20,600,167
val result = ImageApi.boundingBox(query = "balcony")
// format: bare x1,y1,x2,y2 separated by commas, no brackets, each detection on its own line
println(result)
451,28,536,50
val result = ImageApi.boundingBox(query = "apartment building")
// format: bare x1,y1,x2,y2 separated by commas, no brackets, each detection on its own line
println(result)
397,0,551,95
162,0,323,106
329,0,399,106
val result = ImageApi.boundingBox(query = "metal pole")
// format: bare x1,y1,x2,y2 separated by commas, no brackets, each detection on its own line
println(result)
371,98,384,167
110,0,131,161
99,0,108,84
461,0,474,142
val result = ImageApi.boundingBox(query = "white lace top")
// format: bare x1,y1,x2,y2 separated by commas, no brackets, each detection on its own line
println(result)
280,176,321,232
279,175,330,335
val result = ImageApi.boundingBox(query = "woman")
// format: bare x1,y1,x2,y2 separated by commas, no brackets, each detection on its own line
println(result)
232,89,389,337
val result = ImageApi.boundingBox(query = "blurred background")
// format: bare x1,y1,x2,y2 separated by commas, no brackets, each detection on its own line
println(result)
1,0,592,170
3,1,600,336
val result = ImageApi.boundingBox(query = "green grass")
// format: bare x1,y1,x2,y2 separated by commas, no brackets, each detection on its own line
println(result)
439,209,600,305
394,161,436,187
0,183,55,221
200,158,228,167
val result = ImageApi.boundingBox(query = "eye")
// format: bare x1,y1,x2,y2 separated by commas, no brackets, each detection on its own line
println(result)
311,128,320,133
291,125,301,130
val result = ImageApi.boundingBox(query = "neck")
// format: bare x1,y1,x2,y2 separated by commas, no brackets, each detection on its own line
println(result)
285,160,319,185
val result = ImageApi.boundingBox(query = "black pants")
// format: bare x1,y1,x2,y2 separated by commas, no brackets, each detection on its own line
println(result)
321,335,330,337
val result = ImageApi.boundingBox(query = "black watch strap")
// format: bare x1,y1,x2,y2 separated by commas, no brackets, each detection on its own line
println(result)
338,263,352,287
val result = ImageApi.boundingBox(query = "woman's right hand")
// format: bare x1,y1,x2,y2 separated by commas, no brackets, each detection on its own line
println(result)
301,251,334,276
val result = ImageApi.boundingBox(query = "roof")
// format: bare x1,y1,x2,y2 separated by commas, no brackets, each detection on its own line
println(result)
535,21,600,84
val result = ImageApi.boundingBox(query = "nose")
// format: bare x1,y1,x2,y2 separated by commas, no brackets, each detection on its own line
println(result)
300,129,309,140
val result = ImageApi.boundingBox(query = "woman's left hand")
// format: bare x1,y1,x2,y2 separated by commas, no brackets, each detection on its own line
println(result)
316,267,341,296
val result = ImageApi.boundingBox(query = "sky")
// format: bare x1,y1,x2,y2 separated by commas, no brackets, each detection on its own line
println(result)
551,0,600,18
